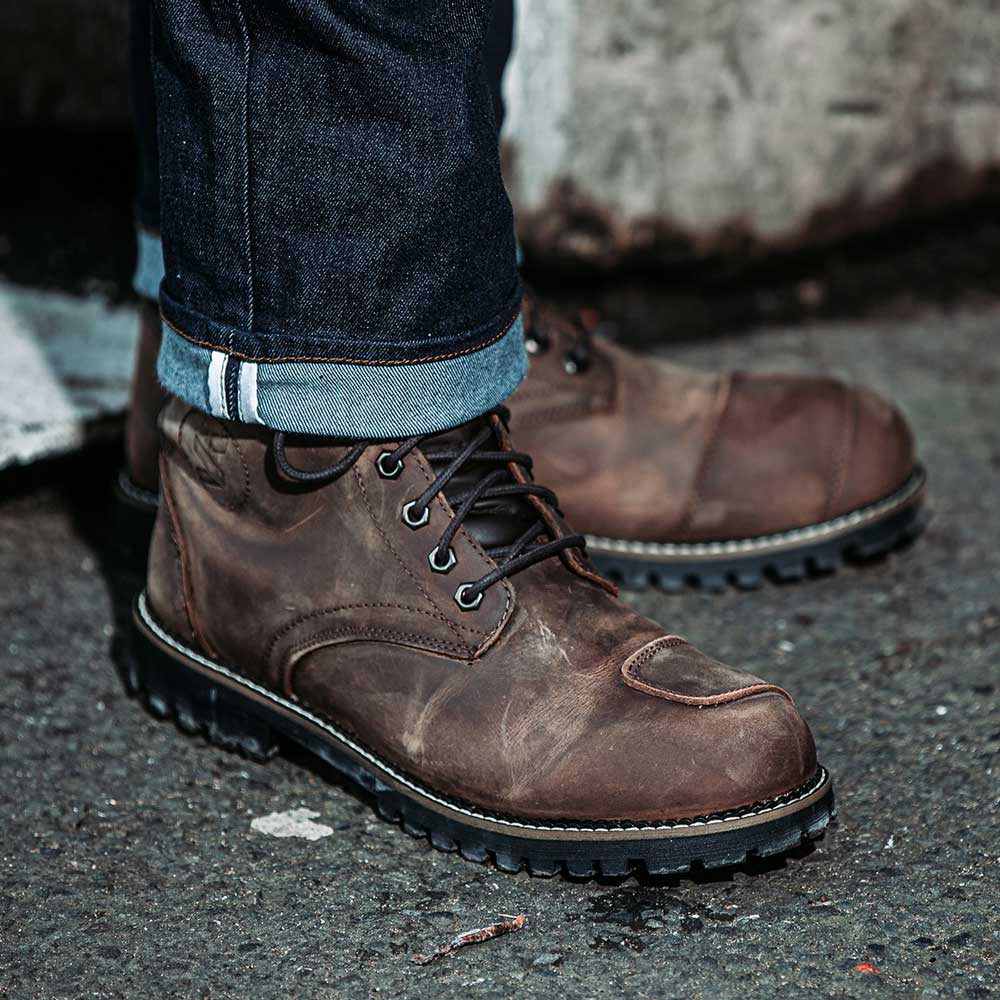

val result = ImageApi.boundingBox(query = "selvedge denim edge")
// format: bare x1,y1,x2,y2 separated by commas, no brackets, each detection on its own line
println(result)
157,314,528,439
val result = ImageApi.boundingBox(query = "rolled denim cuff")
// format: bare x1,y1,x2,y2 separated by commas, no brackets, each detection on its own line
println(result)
157,316,528,438
133,228,165,301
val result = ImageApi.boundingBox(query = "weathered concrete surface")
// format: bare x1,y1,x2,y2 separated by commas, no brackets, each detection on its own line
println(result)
504,0,1000,267
1,305,999,999
0,283,135,471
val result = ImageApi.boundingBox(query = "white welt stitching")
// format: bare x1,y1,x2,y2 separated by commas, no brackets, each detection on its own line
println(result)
586,469,925,557
137,593,827,834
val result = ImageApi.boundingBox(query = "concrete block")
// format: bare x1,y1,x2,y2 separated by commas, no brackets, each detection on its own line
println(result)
503,0,1000,267
0,282,135,470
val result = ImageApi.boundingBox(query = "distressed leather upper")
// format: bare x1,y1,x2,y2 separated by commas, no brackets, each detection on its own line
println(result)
508,306,916,542
124,300,168,493
148,400,819,822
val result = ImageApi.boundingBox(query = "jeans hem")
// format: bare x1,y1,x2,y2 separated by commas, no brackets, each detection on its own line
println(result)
157,317,528,438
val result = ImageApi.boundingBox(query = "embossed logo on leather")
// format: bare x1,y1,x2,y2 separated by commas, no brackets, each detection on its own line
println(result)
177,410,248,511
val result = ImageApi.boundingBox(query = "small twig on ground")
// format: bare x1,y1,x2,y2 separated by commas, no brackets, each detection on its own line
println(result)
411,914,527,965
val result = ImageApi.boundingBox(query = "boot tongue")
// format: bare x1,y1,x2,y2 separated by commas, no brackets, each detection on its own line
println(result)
424,416,541,552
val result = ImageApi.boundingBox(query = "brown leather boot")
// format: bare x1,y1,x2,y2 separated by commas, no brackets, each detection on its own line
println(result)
112,299,166,565
507,299,925,591
127,399,833,876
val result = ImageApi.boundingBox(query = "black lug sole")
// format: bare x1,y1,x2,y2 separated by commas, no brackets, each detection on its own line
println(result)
128,593,835,880
589,468,927,593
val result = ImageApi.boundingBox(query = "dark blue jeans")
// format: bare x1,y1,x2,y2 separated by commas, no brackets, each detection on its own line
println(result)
135,0,523,437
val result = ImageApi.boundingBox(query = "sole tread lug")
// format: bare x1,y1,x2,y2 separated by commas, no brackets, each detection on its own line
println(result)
702,850,749,869
146,691,171,719
527,858,560,878
597,858,631,878
459,842,489,864
772,559,807,582
401,819,427,839
757,828,805,858
592,489,926,594
430,830,458,853
644,859,691,877
376,795,402,824
174,707,200,734
493,851,524,874
565,859,596,878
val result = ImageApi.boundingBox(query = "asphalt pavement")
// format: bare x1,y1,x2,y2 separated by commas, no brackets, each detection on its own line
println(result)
1,303,998,999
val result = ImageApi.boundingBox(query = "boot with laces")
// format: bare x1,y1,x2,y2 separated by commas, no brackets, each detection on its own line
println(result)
507,297,925,590
128,398,834,876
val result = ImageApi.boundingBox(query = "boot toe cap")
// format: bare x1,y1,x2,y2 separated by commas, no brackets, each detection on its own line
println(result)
620,638,819,818
833,383,917,516
529,638,820,823
686,372,918,539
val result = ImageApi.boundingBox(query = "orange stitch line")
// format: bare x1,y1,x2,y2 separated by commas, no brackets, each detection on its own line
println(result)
621,637,793,706
160,310,520,365
288,627,476,660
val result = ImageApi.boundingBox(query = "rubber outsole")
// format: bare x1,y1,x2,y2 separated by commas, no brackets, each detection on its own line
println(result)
113,466,926,593
128,592,835,880
588,468,927,593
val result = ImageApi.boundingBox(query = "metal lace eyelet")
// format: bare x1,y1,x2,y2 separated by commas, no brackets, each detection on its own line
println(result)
562,352,582,375
454,583,483,610
428,545,457,574
525,335,551,355
401,499,430,529
376,451,403,479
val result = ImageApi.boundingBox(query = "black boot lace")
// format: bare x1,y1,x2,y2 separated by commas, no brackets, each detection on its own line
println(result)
270,407,586,610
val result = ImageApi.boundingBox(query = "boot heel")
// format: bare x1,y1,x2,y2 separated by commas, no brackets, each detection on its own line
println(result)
110,469,158,572
127,603,279,763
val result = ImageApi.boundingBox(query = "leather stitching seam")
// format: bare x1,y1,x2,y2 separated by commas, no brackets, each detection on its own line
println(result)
288,627,477,662
158,445,218,659
621,637,793,706
265,602,477,676
676,373,733,537
353,466,468,645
